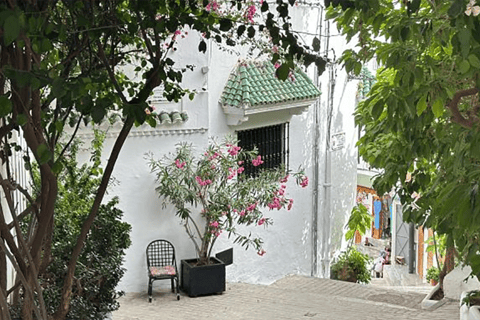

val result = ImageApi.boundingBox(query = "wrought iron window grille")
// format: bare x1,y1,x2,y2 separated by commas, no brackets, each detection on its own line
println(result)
236,123,289,178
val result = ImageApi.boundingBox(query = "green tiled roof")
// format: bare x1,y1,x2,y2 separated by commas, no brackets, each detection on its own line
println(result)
220,60,321,108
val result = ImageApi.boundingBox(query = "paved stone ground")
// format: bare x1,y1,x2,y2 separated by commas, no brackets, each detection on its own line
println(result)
112,275,459,320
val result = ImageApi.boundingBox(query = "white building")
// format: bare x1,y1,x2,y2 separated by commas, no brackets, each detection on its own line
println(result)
76,4,362,293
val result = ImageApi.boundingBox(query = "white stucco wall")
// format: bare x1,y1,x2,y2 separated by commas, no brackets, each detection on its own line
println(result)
75,5,359,293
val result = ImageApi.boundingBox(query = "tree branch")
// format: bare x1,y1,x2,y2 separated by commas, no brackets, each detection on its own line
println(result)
1,174,48,319
96,41,128,104
446,87,479,129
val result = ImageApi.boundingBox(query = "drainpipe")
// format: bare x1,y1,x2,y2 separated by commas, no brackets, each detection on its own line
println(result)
312,87,320,277
311,4,323,278
318,18,335,279
320,62,335,278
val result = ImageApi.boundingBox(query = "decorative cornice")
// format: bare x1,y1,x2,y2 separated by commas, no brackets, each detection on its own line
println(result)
76,127,208,139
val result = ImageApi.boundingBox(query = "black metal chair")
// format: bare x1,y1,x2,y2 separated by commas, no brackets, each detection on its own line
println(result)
146,239,180,302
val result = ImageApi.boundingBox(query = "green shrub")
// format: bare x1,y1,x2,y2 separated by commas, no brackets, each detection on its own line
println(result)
426,266,440,283
13,133,131,319
330,246,372,284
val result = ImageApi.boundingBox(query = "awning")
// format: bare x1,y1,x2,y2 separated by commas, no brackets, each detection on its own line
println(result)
219,59,321,126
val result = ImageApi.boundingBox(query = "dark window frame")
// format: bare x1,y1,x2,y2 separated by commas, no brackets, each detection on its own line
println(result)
236,123,289,177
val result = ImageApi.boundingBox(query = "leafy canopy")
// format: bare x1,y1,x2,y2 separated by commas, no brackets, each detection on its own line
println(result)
326,0,480,280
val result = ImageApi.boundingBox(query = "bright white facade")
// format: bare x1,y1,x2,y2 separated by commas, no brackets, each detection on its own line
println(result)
77,5,362,293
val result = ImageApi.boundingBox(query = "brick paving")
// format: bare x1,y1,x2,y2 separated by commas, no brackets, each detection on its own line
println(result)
112,275,459,320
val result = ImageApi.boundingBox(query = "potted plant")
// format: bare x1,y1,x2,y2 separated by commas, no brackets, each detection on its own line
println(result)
330,246,372,284
330,204,373,284
149,136,307,296
426,266,440,286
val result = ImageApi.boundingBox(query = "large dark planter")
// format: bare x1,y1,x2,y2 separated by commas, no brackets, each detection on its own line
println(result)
181,257,225,297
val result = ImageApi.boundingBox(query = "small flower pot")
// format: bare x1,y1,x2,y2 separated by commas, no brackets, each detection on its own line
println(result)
181,257,225,297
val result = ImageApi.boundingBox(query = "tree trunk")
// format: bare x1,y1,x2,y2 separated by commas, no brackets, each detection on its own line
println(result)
0,232,6,299
439,245,455,288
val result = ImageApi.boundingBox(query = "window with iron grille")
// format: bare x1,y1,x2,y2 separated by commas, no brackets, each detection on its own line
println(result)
237,123,289,177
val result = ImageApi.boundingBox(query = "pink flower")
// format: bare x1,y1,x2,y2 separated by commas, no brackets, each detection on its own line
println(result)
245,4,256,23
175,159,186,169
300,176,309,188
210,221,219,228
227,167,237,180
278,188,285,196
274,61,281,69
257,249,266,256
272,45,279,54
258,218,265,226
174,30,181,36
209,152,219,160
196,176,212,186
246,203,257,211
237,167,245,174
239,210,246,217
238,161,244,165
206,0,219,12
267,197,281,210
280,174,289,183
288,72,296,83
288,199,293,210
252,155,264,167
228,145,241,156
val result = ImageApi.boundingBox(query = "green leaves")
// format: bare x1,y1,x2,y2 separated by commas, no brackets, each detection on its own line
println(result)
237,25,246,37
312,37,320,52
275,63,290,80
468,54,480,68
448,1,463,18
247,26,255,38
4,14,20,45
219,18,232,32
416,96,427,116
458,29,471,59
0,95,12,117
198,40,207,53
36,144,52,165
459,59,471,74
371,99,384,120
431,98,444,118
345,204,372,241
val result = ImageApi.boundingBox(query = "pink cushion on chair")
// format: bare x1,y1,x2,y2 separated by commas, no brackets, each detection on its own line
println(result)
150,266,176,276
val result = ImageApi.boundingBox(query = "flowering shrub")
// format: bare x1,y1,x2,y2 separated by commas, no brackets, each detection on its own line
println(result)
149,136,307,265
